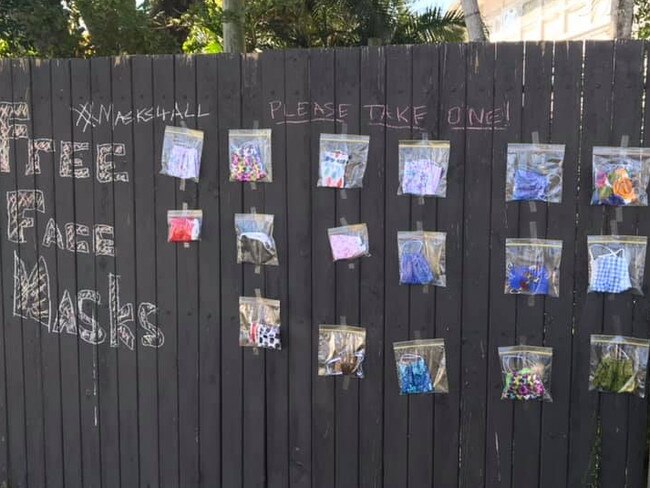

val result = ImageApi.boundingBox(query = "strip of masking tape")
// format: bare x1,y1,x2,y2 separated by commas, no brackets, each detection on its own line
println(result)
414,330,422,339
529,221,538,238
340,315,347,325
253,347,260,356
255,265,261,275
610,219,618,235
416,221,423,231
531,131,540,144
348,262,355,270
620,135,629,148
527,295,535,307
422,284,429,294
250,206,256,214
340,189,348,200
418,196,425,206
182,202,189,211
341,122,348,134
180,120,188,128
615,207,623,222
250,182,257,191
342,375,351,390
255,288,262,298
528,201,537,213
182,202,190,248
253,120,260,130
179,179,186,192
340,217,348,226
421,132,429,141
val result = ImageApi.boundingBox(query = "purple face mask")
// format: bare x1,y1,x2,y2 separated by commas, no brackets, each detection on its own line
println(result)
512,168,549,201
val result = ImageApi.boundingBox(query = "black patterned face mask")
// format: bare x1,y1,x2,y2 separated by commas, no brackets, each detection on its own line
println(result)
240,232,277,265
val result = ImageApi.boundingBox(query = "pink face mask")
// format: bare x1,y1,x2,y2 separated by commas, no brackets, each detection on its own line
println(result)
329,234,367,261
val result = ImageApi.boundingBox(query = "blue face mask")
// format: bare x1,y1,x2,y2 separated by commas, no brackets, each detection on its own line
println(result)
590,247,632,293
398,354,434,394
507,265,550,295
400,240,434,285
512,168,549,201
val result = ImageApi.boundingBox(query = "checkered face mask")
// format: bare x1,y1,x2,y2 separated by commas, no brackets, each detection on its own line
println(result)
590,247,632,294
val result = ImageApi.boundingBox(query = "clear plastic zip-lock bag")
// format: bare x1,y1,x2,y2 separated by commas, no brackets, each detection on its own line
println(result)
506,143,565,203
239,296,281,350
393,339,449,395
499,345,553,402
587,235,647,295
235,213,279,266
327,224,370,261
318,325,366,378
398,231,446,287
591,146,650,206
590,335,650,397
317,134,370,189
505,238,562,297
167,209,203,243
229,129,272,183
398,140,450,197
160,126,204,182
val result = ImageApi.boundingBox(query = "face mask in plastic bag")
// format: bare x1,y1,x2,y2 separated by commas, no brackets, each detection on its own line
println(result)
327,224,370,261
318,325,366,378
591,146,650,206
160,126,204,181
235,213,279,266
590,335,650,397
398,231,446,287
499,345,553,401
588,235,647,295
398,140,449,197
167,209,202,243
393,339,448,395
506,143,564,203
229,129,272,183
239,296,281,350
317,134,369,189
505,238,562,297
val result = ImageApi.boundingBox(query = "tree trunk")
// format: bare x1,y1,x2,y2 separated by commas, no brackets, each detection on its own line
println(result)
460,0,488,41
223,0,245,53
612,0,634,38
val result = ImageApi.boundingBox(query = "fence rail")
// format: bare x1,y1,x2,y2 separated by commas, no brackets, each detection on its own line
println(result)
0,41,648,487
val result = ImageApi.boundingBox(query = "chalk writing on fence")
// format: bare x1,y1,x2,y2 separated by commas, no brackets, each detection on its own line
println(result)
268,100,428,130
447,101,511,131
72,101,210,133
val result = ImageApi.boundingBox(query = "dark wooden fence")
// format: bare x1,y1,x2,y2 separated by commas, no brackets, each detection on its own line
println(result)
0,40,648,488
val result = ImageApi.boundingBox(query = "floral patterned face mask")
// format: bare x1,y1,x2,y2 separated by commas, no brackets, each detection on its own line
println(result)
402,159,443,196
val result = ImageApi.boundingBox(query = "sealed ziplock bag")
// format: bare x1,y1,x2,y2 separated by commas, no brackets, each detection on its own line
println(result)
167,210,202,243
160,126,204,181
239,296,281,350
398,140,450,197
318,325,366,378
229,129,272,183
505,238,561,297
587,235,647,294
499,345,553,401
398,231,446,287
591,146,650,206
506,143,565,203
328,224,370,261
235,213,279,266
317,134,370,189
393,339,449,395
590,335,650,397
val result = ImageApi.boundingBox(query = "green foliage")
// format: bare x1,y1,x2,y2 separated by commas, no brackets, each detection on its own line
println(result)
635,0,650,39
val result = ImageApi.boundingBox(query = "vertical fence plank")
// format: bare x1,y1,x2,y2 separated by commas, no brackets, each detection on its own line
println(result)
568,40,615,487
359,45,386,488
382,44,411,488
310,48,336,488
434,43,466,488
459,42,495,488
485,41,523,488
262,49,290,488
51,58,83,488
152,54,180,488
30,58,65,488
511,41,553,487
539,40,583,488
111,55,140,488
70,57,102,488
174,54,201,488
196,53,221,488
131,55,160,488
333,47,361,488
284,48,312,488
218,52,243,488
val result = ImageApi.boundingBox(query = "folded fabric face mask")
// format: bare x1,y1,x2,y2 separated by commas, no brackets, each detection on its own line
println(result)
329,234,366,260
320,151,348,188
590,248,632,293
248,322,281,350
168,217,201,242
399,240,434,285
403,159,443,196
502,368,546,400
512,168,549,201
507,265,550,295
240,232,277,264
398,354,434,394
230,142,268,182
